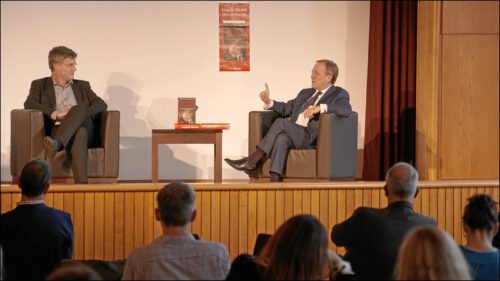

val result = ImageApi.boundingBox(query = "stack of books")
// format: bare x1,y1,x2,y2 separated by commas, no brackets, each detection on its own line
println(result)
174,123,230,130
176,97,229,130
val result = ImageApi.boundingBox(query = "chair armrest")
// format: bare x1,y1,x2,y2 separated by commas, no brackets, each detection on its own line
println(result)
248,111,280,154
10,109,45,177
99,111,120,178
316,112,358,179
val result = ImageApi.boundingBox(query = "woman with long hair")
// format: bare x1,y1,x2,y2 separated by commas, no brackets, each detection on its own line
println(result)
256,214,343,280
394,226,472,280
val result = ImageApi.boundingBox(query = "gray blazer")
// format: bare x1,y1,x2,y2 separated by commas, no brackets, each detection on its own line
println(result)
270,86,352,145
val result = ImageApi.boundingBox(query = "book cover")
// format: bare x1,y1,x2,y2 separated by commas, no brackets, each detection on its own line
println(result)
178,98,198,124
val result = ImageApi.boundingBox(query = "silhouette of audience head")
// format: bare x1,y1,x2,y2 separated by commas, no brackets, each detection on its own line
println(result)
394,226,472,280
225,254,260,281
46,262,102,280
18,159,51,197
256,214,332,280
156,182,196,227
463,194,499,238
494,213,500,249
384,162,419,202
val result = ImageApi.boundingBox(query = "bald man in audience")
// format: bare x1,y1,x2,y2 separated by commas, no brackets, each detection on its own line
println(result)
330,162,436,280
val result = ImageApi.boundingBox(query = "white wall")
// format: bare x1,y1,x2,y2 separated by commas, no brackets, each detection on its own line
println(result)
1,1,369,181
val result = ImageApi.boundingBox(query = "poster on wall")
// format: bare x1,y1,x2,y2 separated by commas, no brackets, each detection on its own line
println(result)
219,3,250,72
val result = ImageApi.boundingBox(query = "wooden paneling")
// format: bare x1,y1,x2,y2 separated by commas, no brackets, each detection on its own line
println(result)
441,35,499,179
442,1,499,34
416,1,441,180
417,1,499,180
1,181,498,260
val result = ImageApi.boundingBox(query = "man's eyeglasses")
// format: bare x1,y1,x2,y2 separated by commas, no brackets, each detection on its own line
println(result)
58,62,77,68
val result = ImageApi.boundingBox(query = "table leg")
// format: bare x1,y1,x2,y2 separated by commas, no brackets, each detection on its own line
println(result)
214,132,222,182
152,133,159,183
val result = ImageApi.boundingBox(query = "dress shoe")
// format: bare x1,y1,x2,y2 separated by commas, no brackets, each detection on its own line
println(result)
44,136,61,159
225,158,256,173
270,172,283,182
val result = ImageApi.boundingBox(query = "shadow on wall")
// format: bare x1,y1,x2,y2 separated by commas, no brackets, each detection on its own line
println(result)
1,150,11,182
105,72,151,180
105,73,197,181
362,108,416,180
148,97,197,180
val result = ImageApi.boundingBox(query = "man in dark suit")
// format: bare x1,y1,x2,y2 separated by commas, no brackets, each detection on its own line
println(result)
225,60,352,182
0,159,74,280
24,46,107,184
330,162,437,280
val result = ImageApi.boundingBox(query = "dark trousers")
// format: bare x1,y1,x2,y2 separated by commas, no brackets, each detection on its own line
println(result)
256,118,310,176
51,105,94,183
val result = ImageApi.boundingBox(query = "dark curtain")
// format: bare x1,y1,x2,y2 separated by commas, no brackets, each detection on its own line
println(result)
362,1,417,180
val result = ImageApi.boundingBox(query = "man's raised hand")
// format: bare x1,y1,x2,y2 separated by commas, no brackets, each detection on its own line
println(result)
259,82,271,104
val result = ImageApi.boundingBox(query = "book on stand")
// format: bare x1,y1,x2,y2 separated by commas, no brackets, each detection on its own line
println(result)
178,98,198,124
175,123,230,130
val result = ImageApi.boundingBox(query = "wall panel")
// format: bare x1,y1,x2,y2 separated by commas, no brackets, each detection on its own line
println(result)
1,181,498,260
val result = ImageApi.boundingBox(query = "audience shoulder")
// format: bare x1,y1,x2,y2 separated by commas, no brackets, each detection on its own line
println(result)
201,240,229,254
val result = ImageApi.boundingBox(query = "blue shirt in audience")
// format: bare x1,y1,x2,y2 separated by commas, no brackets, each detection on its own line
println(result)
460,246,499,281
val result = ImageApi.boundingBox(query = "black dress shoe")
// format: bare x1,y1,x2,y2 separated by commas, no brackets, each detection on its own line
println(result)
270,172,283,182
44,136,61,159
225,158,256,173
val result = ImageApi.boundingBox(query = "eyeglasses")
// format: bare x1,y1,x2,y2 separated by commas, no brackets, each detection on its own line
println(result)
57,62,77,68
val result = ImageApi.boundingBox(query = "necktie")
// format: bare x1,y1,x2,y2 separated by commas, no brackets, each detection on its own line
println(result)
303,91,322,109
292,91,322,123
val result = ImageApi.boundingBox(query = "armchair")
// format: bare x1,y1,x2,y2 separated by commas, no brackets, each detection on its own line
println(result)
11,109,120,183
248,111,357,180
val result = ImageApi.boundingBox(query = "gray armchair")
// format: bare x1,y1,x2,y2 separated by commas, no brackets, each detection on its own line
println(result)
11,109,120,183
248,111,357,180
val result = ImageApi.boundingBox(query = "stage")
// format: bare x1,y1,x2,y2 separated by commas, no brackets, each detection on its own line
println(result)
1,179,498,260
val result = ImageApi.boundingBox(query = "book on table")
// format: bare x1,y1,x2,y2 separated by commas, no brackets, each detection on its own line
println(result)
178,97,198,124
174,123,230,130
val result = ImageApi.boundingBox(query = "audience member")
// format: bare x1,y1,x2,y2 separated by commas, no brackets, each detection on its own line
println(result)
0,160,74,280
394,226,472,280
225,254,261,281
0,245,4,281
493,213,500,249
460,194,499,280
330,162,436,280
46,261,102,280
122,182,230,280
256,214,345,280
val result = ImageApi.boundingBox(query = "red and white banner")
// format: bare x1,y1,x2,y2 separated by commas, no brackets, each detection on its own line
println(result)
219,3,250,72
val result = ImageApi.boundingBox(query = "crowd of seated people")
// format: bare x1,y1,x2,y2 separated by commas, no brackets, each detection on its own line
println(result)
1,160,499,280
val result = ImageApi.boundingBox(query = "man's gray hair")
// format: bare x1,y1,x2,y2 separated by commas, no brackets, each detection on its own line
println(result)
48,46,77,71
157,182,196,226
385,162,418,198
316,59,339,84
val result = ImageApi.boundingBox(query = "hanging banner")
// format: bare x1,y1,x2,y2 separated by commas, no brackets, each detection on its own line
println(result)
219,3,250,71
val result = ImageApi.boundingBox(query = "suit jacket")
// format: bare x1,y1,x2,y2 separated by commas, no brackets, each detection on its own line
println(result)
24,77,107,134
330,201,436,280
0,204,74,280
270,86,352,145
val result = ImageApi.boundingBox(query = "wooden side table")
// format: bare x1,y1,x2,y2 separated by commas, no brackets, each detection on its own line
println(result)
152,129,223,183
